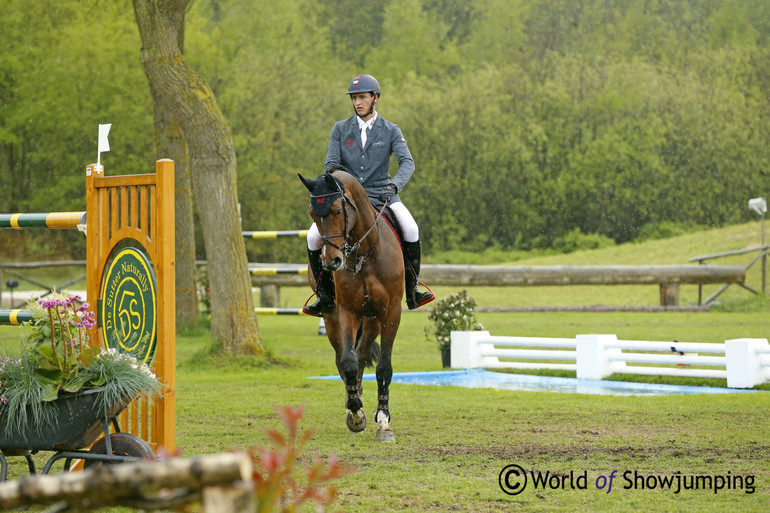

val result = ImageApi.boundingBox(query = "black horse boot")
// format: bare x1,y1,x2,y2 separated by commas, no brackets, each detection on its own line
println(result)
303,248,335,316
403,240,435,310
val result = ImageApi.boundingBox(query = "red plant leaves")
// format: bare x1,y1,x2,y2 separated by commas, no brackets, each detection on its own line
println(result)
248,405,355,512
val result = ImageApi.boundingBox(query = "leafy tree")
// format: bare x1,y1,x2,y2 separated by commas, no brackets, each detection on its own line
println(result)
189,0,349,264
365,0,461,82
3,0,770,265
137,0,198,328
317,0,389,66
133,0,263,355
0,0,153,255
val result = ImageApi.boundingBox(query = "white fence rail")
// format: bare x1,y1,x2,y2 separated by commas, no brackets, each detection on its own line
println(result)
450,331,770,388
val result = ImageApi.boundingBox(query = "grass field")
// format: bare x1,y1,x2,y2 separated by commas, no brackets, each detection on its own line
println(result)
1,222,769,512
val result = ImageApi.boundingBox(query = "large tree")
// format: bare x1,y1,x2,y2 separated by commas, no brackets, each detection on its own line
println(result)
140,4,198,328
132,0,263,355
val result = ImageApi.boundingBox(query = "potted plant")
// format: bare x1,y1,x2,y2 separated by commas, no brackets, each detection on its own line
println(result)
0,293,162,443
425,290,484,368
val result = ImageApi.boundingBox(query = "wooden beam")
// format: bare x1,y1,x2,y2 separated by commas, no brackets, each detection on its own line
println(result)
0,452,252,511
248,264,746,287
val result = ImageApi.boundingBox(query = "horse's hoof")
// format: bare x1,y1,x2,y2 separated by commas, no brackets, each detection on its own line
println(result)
346,409,367,433
375,428,395,442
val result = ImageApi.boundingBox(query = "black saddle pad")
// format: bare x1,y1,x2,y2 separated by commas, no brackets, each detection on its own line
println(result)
377,206,403,247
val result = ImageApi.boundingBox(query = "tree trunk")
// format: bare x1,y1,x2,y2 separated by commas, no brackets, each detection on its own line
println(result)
145,7,198,328
164,112,200,328
132,0,263,354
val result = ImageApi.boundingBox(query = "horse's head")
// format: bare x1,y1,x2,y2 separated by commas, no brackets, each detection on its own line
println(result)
299,170,359,271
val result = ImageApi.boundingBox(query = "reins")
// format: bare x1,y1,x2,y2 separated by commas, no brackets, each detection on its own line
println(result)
312,183,388,275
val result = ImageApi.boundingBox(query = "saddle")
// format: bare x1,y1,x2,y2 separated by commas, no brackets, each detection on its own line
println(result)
375,206,404,248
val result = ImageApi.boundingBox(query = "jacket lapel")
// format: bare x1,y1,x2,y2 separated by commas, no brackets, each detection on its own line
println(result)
349,116,363,149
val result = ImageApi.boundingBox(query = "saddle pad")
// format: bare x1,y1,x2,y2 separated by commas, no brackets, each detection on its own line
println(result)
376,206,403,247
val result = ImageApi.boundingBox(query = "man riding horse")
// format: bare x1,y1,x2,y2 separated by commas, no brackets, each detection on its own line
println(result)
304,73,435,316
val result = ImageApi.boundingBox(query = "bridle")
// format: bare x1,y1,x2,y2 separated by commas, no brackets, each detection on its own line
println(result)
311,182,388,274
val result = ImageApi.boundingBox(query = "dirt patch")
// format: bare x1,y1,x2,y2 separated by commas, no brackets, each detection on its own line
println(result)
426,441,770,464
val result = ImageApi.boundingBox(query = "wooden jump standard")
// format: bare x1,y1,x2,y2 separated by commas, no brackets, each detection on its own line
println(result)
248,264,746,307
0,161,176,454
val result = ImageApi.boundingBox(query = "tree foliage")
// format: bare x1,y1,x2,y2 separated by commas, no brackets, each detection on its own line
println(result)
1,0,768,263
132,0,263,354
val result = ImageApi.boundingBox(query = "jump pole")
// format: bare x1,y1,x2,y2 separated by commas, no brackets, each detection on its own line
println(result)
0,309,33,325
0,212,86,229
243,230,308,239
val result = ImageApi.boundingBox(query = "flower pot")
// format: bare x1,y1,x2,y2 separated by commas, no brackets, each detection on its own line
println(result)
0,387,132,452
441,347,451,368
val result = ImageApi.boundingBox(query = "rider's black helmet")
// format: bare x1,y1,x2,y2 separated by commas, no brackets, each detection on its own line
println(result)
347,74,380,97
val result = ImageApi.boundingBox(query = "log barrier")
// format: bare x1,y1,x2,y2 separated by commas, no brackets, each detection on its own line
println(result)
0,452,253,512
248,264,746,307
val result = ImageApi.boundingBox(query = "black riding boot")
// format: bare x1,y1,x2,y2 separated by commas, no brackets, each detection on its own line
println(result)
403,240,435,310
303,249,335,316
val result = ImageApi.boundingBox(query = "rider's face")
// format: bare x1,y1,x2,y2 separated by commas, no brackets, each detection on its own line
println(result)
350,92,376,118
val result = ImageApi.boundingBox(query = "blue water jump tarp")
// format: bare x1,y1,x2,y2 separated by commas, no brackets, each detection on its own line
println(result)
309,368,759,396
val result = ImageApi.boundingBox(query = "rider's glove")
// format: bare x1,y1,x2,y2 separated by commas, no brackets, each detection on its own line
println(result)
378,183,397,202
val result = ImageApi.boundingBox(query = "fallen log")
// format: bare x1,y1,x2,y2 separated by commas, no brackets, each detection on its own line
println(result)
0,452,252,511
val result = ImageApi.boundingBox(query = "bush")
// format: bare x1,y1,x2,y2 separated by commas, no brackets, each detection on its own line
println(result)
425,290,484,352
551,228,616,253
634,222,704,242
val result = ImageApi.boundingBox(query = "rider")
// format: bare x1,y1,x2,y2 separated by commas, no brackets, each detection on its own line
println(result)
304,73,435,316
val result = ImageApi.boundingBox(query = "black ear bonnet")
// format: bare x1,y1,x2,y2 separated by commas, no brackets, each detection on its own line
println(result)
298,173,346,217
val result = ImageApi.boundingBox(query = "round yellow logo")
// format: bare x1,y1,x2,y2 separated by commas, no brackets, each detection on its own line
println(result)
101,247,157,365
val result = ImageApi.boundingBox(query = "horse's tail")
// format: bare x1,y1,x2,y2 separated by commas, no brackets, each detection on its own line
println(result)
369,340,381,367
355,321,381,368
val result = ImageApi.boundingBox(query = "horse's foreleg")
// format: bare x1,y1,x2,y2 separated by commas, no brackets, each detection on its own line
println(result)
375,321,397,442
340,333,367,433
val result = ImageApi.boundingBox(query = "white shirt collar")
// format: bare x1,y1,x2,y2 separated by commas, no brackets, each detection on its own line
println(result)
357,112,377,130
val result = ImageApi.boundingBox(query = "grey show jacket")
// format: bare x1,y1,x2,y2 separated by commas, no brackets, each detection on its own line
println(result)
324,113,415,207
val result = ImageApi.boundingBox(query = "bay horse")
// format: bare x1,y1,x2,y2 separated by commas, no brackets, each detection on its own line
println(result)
299,168,404,442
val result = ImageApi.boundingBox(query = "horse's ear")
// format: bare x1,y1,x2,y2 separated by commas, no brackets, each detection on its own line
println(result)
324,173,341,193
298,173,315,193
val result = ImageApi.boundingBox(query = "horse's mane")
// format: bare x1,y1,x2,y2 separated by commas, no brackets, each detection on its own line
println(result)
328,166,372,212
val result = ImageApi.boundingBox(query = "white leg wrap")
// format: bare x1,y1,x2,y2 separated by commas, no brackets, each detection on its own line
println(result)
375,409,390,428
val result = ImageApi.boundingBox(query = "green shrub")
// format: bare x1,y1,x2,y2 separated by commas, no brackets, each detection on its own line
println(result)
551,228,616,253
425,290,484,352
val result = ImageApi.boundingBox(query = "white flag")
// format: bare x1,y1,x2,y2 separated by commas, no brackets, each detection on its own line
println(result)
98,123,111,154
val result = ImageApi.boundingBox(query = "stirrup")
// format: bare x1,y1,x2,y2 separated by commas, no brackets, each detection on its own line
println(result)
407,281,435,310
303,293,335,317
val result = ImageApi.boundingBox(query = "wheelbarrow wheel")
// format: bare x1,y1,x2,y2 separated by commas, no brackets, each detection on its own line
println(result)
83,433,155,468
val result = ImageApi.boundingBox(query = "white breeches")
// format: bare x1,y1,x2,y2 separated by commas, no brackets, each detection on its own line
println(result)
307,201,419,250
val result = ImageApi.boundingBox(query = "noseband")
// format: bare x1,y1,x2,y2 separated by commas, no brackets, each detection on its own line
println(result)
311,183,386,274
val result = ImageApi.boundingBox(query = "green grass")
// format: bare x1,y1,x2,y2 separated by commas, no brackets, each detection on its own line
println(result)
2,310,769,512
1,223,769,512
